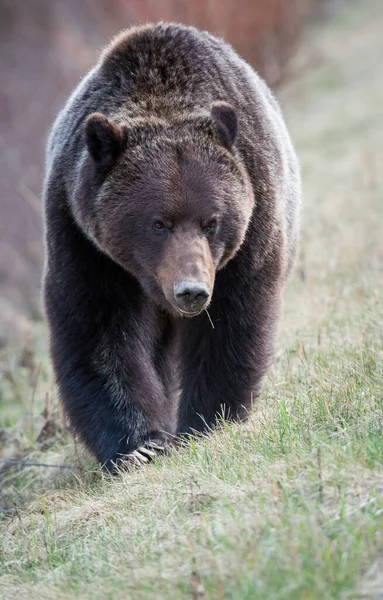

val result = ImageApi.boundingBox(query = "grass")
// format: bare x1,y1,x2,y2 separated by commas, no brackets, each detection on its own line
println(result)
1,1,383,598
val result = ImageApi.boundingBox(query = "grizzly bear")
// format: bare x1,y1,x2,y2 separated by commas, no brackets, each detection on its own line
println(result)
42,23,301,472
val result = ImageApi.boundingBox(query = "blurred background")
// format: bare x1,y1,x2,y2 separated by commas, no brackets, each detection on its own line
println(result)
0,0,324,348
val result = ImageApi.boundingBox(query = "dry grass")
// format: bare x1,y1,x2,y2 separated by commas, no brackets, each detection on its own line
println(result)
1,1,383,598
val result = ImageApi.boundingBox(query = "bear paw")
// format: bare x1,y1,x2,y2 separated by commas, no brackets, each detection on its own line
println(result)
125,439,167,466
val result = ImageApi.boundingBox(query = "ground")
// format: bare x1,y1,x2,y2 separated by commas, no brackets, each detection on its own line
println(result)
1,0,383,598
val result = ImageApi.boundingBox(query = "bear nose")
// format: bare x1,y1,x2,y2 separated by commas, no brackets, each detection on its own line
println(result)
174,281,210,313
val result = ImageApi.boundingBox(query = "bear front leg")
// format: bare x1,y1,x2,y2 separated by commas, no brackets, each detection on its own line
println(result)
177,251,284,434
44,277,175,473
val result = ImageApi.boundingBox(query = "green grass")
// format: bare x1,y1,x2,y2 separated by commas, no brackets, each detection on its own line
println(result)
1,1,383,598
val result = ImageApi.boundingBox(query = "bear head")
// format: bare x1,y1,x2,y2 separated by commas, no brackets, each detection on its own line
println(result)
75,102,254,317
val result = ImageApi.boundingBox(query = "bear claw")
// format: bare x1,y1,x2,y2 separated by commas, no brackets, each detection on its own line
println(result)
137,446,157,458
145,441,166,452
126,454,142,465
124,440,166,467
132,449,149,463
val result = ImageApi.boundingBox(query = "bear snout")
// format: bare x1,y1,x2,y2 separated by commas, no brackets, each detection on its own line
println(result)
173,280,210,315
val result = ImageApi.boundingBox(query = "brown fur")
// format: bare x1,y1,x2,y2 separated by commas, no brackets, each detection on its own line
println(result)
42,23,301,471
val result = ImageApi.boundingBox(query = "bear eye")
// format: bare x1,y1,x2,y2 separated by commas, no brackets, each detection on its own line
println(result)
153,220,166,231
204,219,217,233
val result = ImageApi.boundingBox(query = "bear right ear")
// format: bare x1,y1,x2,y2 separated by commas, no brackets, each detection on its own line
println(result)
211,101,238,150
84,113,125,173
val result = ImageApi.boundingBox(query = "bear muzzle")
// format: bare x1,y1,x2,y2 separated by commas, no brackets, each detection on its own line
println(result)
173,280,210,315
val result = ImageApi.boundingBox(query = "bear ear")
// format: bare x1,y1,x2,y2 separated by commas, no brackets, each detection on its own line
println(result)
84,113,125,172
211,101,238,150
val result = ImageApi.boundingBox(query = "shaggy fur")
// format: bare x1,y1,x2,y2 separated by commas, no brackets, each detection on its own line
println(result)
42,23,301,471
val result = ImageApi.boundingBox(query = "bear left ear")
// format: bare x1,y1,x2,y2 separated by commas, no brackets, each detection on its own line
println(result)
211,101,238,150
84,112,126,173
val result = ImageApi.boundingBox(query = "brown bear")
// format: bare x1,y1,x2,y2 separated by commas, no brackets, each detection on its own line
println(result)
42,23,301,471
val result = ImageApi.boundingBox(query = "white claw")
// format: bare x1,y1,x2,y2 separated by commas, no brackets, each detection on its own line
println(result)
124,441,166,467
146,441,165,452
138,446,157,458
127,454,141,465
132,450,149,463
